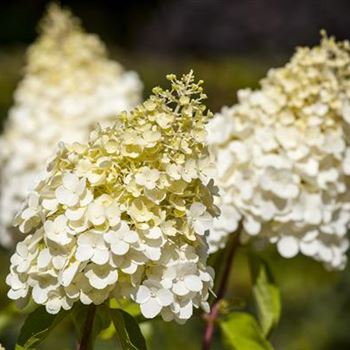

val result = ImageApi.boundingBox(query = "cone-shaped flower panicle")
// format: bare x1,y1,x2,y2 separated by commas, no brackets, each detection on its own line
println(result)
7,72,218,323
0,3,142,246
208,33,350,269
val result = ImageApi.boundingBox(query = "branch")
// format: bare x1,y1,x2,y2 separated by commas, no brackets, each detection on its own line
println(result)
77,304,97,350
202,228,241,350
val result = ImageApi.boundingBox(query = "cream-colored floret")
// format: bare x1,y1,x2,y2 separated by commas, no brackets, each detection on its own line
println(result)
0,3,142,246
7,72,218,323
208,33,350,269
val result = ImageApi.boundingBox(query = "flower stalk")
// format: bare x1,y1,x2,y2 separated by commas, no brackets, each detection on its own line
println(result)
77,305,97,350
202,229,240,350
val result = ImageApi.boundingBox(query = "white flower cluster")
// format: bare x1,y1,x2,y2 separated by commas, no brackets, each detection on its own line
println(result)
7,72,218,323
0,3,142,247
208,34,350,269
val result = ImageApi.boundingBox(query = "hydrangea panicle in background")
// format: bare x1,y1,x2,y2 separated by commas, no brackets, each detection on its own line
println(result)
0,3,142,246
7,72,218,324
208,33,350,269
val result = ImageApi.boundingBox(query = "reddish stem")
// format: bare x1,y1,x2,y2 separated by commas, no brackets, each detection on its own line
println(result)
202,230,240,350
77,305,97,350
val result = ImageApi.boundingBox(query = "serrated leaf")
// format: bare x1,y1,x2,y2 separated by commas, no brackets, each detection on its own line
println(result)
110,308,147,350
16,306,68,349
250,257,281,337
220,312,274,350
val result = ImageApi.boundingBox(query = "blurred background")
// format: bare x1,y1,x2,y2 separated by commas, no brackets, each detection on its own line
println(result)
1,0,350,349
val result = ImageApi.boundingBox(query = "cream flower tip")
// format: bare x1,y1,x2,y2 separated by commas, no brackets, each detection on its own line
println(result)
208,33,350,270
0,2,142,247
7,72,218,323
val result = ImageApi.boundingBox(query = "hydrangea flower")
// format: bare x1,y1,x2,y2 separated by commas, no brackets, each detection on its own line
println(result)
7,72,218,323
208,33,350,269
0,3,142,247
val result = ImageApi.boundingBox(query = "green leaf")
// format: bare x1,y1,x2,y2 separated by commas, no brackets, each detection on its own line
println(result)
16,306,68,349
110,298,141,317
220,312,274,350
99,321,115,340
110,308,147,350
250,257,281,337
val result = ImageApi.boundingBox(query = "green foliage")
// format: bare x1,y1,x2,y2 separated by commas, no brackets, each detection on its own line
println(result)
13,300,146,350
219,312,274,350
110,308,147,350
110,298,141,318
250,256,281,337
15,306,68,349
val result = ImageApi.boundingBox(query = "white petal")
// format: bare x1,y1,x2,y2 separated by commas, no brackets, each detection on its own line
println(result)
37,249,51,269
156,289,173,306
179,301,193,320
147,227,162,239
55,215,68,227
111,241,129,256
43,220,55,235
184,275,203,292
42,198,58,211
172,281,189,296
121,262,138,274
46,298,62,314
76,179,86,196
319,244,332,262
76,246,94,261
80,190,93,206
53,256,66,270
243,216,261,236
135,285,151,303
87,273,107,289
145,247,161,261
32,285,48,304
8,288,27,300
80,292,93,305
92,249,110,265
55,186,78,207
65,207,86,221
61,262,80,287
190,202,206,217
194,218,212,235
201,301,210,313
63,173,79,192
140,298,162,318
106,270,118,285
300,240,319,256
277,236,299,258
78,232,95,245
124,230,139,244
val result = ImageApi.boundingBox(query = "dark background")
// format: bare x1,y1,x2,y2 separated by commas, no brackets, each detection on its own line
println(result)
1,0,350,55
2,0,350,126
1,1,350,349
